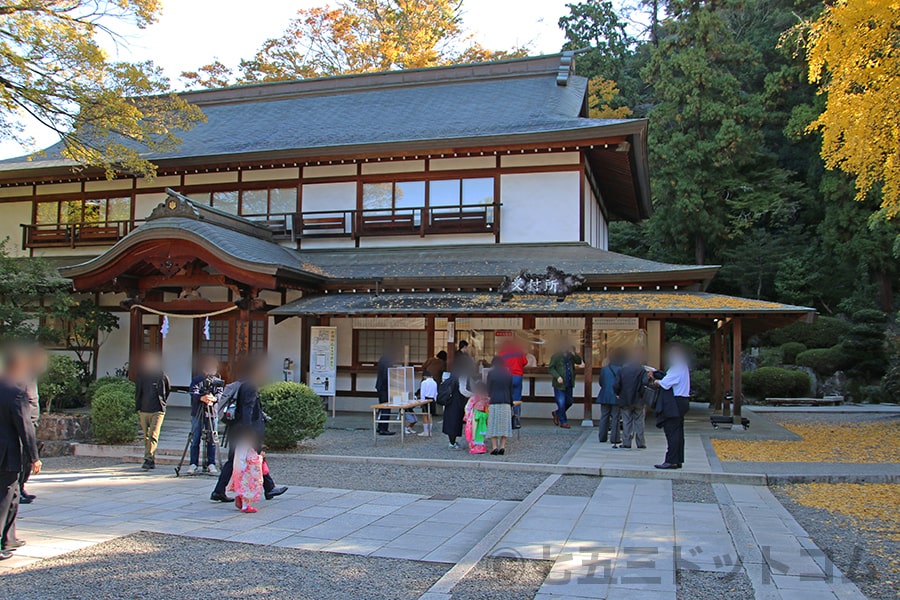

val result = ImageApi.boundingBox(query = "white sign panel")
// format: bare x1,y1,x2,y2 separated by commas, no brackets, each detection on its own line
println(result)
309,326,337,396
593,317,640,330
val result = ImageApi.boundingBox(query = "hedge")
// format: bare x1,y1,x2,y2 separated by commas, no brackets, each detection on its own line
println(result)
88,376,132,402
259,382,327,449
796,345,850,376
39,355,83,413
743,367,810,399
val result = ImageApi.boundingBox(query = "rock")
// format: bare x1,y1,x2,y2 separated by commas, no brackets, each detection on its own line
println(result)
36,415,93,442
821,371,848,398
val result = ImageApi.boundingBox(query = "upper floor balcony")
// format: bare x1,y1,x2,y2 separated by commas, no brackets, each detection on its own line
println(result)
20,202,499,250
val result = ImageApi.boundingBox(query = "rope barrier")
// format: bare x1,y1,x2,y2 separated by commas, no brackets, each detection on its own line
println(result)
131,304,238,319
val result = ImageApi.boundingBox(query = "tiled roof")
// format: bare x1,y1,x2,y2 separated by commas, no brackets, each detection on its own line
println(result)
290,242,718,284
270,291,816,318
2,54,637,166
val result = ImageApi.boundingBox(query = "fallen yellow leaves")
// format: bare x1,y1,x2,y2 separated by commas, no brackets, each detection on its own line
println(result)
783,483,900,572
712,420,900,463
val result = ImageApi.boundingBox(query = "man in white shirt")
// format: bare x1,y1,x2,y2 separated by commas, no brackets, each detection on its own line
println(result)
417,370,438,437
652,345,692,469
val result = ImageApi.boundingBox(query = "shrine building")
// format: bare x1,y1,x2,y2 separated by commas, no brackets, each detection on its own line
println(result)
0,53,814,421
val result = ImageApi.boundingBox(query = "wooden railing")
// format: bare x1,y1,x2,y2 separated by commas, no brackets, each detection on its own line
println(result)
293,204,499,239
21,220,139,249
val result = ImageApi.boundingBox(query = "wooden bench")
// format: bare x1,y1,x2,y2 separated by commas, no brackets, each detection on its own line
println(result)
760,396,844,406
430,210,489,233
360,213,416,234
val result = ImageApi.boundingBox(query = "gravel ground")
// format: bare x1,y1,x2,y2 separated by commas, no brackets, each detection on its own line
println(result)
676,570,754,600
545,475,601,497
450,557,553,600
772,486,900,600
265,456,548,501
288,424,579,465
769,412,899,425
672,481,717,504
0,532,448,600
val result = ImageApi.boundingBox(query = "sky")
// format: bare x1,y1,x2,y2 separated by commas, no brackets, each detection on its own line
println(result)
0,0,573,159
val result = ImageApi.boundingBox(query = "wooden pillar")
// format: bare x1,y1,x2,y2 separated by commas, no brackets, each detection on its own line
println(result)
710,330,721,412
128,306,143,380
582,316,593,423
723,326,732,417
426,315,435,363
237,305,250,354
732,317,743,419
445,316,456,371
299,316,314,385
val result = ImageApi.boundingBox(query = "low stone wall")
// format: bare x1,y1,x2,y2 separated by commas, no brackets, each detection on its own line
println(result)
35,414,93,456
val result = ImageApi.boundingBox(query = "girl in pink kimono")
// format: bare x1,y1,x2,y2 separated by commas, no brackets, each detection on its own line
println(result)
465,382,490,454
226,440,263,513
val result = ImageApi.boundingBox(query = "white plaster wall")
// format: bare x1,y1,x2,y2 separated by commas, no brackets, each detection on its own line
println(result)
301,182,356,212
35,182,80,196
500,152,580,168
298,237,357,249
84,179,132,192
242,167,300,182
360,233,494,248
429,156,496,171
267,316,302,382
303,164,356,178
183,172,238,185
499,172,581,244
0,186,33,198
161,317,193,388
361,160,425,175
136,175,180,189
0,201,33,256
96,315,130,377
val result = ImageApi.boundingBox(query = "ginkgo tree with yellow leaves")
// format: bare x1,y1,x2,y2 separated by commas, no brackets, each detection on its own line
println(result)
181,0,527,87
0,0,204,178
800,0,900,218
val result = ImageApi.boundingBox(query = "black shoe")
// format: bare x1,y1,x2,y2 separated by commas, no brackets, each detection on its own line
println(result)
377,430,396,436
148,461,156,470
141,460,152,470
210,492,233,503
0,550,12,561
3,539,25,550
654,463,679,470
22,492,35,501
498,449,505,455
490,449,499,455
674,464,683,469
620,445,632,449
19,496,33,505
637,445,647,449
265,486,288,500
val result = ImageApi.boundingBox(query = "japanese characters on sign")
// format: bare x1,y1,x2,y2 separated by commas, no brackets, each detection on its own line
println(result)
500,266,585,301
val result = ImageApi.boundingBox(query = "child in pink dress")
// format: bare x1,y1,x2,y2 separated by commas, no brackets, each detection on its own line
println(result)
465,382,490,454
226,441,263,513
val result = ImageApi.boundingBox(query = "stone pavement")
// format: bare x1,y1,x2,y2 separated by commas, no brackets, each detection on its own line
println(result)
6,465,515,572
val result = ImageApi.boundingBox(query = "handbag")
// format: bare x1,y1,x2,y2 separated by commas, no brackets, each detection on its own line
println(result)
641,384,660,411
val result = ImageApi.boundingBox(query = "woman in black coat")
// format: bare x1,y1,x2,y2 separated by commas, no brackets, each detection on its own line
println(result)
442,343,473,449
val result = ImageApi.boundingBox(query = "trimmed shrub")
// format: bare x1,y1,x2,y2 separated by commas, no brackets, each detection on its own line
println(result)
842,309,888,382
92,383,138,444
880,365,900,403
259,382,327,449
39,355,83,413
690,368,711,403
780,342,807,365
743,367,810,399
88,376,132,402
796,345,850,376
758,347,783,368
765,317,851,349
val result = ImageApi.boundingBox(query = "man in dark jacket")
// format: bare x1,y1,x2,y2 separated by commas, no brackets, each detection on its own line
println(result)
0,346,41,560
210,356,287,503
134,352,170,470
374,346,399,436
614,348,649,449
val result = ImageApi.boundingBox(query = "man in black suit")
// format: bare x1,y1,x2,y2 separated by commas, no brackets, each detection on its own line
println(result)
374,346,400,436
0,346,42,560
210,356,286,503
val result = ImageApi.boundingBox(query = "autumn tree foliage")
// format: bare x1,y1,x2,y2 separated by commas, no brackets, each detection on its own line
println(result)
0,0,204,177
181,0,527,88
798,0,900,218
